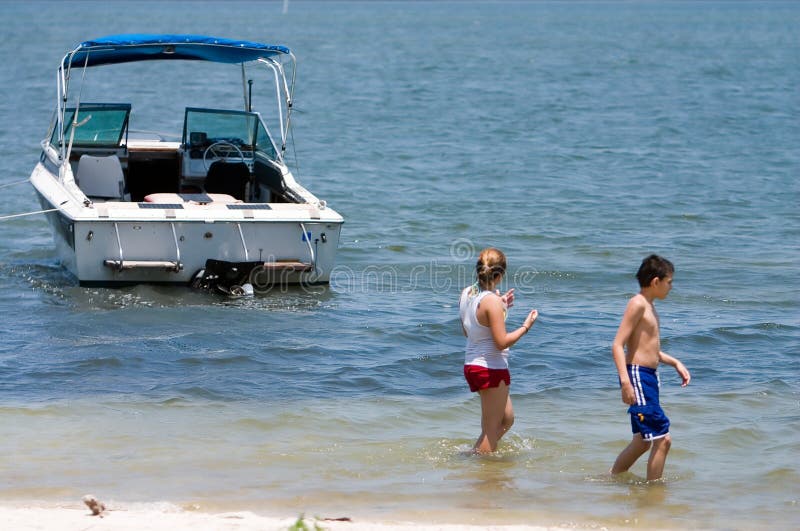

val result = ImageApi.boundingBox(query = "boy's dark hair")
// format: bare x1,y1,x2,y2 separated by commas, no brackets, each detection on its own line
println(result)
636,254,674,287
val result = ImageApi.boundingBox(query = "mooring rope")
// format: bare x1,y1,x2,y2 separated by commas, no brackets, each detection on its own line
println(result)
0,178,31,190
0,208,61,221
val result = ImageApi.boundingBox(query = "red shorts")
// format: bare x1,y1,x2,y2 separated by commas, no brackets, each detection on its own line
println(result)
464,365,511,392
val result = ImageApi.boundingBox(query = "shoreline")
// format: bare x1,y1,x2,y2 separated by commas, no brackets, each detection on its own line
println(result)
0,502,559,531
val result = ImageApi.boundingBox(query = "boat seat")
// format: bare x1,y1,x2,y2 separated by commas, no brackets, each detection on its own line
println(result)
143,193,240,204
253,158,286,201
77,154,128,200
204,161,250,201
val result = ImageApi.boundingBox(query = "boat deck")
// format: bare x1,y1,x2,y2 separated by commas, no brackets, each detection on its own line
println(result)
87,197,330,221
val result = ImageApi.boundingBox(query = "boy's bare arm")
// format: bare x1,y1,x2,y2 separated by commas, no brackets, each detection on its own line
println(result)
612,297,645,404
659,351,691,387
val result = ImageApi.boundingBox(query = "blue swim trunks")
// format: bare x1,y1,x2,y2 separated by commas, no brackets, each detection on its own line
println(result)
625,364,670,441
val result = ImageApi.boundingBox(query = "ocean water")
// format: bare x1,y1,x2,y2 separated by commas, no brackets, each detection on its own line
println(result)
0,1,798,529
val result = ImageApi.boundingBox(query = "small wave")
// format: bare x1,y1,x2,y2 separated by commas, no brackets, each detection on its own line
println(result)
176,354,256,367
156,397,191,406
715,322,795,338
715,426,767,447
761,467,800,483
0,261,74,303
231,417,275,431
0,404,64,417
701,65,734,79
584,471,648,485
75,356,125,369
14,279,335,312
155,385,231,401
384,244,408,253
211,292,330,312
587,470,688,486
667,212,706,222
422,435,537,465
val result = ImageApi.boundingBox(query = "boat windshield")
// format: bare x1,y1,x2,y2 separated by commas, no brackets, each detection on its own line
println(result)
51,103,131,148
182,108,277,160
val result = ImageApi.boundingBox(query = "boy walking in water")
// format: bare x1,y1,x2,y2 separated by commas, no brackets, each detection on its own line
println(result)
611,255,690,481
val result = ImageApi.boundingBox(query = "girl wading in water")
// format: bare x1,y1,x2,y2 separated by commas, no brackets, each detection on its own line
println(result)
459,248,538,454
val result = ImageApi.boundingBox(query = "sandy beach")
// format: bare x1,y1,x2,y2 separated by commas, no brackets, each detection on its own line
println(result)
0,503,558,531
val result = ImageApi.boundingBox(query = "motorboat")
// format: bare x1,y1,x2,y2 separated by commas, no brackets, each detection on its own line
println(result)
29,34,343,290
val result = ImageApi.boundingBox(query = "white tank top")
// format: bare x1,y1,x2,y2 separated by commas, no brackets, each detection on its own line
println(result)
459,286,509,369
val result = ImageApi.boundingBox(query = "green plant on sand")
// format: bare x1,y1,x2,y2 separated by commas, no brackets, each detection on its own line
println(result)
287,513,326,531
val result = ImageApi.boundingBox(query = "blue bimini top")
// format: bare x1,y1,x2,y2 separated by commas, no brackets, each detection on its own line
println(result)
65,34,291,68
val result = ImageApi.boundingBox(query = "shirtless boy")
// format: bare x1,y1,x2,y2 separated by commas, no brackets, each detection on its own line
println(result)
610,254,690,481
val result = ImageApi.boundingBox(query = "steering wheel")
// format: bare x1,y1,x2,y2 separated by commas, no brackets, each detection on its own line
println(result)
203,141,246,171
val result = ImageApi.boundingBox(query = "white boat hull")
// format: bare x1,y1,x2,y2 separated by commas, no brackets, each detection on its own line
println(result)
33,165,342,287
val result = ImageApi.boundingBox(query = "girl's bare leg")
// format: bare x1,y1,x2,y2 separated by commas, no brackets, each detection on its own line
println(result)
500,394,514,439
473,382,513,454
